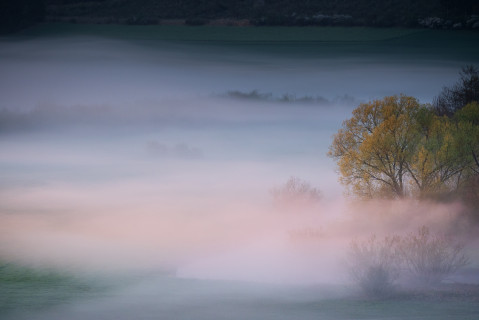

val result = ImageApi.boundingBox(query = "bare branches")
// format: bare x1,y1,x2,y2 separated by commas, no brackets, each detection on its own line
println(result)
347,227,469,297
433,65,479,117
271,177,321,209
400,226,469,287
348,235,402,297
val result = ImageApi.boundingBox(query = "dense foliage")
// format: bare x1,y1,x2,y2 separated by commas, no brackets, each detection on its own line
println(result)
1,0,478,34
5,0,476,29
329,94,479,200
2,0,478,33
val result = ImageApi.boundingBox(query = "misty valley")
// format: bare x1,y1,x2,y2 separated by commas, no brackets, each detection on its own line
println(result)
1,24,479,319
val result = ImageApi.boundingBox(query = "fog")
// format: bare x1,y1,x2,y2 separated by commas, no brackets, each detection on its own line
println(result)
1,33,479,318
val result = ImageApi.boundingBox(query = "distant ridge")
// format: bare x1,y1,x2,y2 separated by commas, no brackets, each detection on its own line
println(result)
1,0,479,34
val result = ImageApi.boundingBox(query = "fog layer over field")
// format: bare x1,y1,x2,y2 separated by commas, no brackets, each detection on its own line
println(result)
0,34,477,290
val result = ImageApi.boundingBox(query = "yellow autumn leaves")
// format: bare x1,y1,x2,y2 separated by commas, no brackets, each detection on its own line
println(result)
329,95,479,199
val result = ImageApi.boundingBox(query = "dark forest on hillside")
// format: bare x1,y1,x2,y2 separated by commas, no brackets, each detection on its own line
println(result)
1,0,479,34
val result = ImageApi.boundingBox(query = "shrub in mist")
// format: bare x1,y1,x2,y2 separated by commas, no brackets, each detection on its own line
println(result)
348,226,470,297
348,235,402,298
399,226,469,287
271,176,321,209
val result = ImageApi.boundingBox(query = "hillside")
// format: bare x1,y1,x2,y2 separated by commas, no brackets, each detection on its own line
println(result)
44,0,479,28
1,0,479,34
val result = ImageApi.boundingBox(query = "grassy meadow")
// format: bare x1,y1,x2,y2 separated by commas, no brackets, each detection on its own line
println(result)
0,261,110,315
2,266,479,319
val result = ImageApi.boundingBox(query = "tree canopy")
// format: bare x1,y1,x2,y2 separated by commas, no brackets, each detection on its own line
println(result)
329,95,421,198
433,65,479,117
329,95,478,199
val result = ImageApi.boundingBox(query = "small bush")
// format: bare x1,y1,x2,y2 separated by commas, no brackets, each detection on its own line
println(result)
348,235,402,298
347,226,470,297
271,177,321,209
399,226,469,287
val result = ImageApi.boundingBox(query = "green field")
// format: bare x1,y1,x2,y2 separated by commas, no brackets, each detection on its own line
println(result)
0,262,109,315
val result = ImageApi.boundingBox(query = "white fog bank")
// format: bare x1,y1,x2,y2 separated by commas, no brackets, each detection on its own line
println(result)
1,32,478,287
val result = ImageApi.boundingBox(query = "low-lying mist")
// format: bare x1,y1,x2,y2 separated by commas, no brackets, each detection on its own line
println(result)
1,34,478,292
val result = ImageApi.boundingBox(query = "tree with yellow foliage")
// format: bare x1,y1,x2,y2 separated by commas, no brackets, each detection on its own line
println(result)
328,95,422,198
407,109,466,197
454,101,479,174
328,95,471,199
453,102,479,211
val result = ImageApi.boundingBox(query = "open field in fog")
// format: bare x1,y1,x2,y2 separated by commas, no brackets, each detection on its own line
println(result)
1,24,479,319
3,270,479,320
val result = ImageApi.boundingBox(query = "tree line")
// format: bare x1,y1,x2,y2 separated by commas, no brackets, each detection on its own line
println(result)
46,0,478,27
2,0,478,33
329,66,479,210
0,0,45,34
